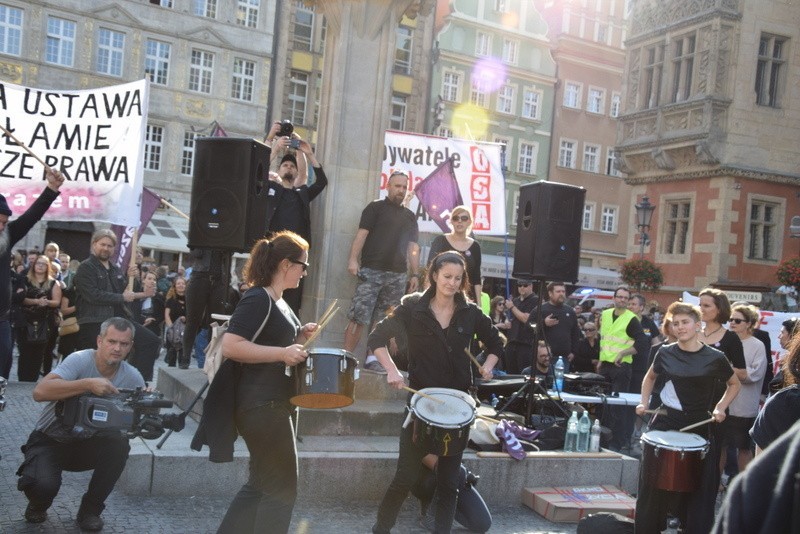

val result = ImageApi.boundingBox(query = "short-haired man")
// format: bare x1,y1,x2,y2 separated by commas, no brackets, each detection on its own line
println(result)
503,281,537,374
17,318,145,531
537,282,580,371
74,230,160,380
597,286,648,451
344,171,420,372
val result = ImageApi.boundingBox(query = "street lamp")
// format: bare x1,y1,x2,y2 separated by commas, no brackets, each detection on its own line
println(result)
635,195,655,259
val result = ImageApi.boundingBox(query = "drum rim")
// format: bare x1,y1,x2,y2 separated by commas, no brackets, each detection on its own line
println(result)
641,430,709,450
306,348,357,361
411,387,476,427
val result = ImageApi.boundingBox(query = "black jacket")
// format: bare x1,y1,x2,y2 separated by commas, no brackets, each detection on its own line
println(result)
264,166,328,243
368,288,503,392
74,254,129,324
191,358,239,462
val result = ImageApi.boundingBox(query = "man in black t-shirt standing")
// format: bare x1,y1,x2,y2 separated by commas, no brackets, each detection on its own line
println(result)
503,280,537,374
344,171,419,372
536,282,580,371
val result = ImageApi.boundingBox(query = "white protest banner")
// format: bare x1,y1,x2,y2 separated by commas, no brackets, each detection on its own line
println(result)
0,79,149,226
382,130,506,235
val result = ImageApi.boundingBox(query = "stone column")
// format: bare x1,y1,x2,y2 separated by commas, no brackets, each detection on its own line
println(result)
300,0,431,348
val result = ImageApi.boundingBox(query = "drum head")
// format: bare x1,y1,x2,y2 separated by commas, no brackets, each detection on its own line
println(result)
641,430,708,451
411,388,476,429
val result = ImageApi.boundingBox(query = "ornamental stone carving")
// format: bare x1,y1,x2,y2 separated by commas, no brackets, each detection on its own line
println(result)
695,141,720,164
630,0,741,37
652,147,676,170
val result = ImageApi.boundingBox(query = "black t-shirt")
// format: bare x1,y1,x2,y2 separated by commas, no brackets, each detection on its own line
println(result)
165,295,186,323
707,329,746,369
537,301,580,358
226,287,300,407
573,337,600,373
750,385,800,451
269,188,307,239
508,293,536,345
652,342,734,428
632,315,659,372
427,234,481,296
359,199,419,273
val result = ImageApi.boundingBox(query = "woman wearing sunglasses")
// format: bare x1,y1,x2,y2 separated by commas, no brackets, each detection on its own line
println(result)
426,205,482,301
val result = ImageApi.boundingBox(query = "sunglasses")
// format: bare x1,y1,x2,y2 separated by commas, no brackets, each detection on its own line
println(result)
290,259,309,271
451,215,471,222
518,284,531,288
729,318,748,325
583,328,596,332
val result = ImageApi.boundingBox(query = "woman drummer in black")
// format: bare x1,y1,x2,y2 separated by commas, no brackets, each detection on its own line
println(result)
368,251,503,533
635,302,740,534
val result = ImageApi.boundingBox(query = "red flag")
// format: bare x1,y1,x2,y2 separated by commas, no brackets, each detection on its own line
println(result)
112,187,162,269
414,157,463,233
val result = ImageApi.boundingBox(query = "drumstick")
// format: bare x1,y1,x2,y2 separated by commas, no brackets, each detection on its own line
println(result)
401,386,444,404
317,299,338,326
476,413,501,424
463,348,484,372
643,409,667,416
301,307,339,349
0,124,53,172
679,416,716,432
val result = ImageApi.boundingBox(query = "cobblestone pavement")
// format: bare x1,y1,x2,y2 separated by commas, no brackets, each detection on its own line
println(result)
1,355,577,533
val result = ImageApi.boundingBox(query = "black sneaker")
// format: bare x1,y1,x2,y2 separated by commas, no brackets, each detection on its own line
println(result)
77,511,104,531
24,504,47,523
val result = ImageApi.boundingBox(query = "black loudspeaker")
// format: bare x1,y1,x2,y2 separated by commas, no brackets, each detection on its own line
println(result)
188,137,269,252
513,181,585,282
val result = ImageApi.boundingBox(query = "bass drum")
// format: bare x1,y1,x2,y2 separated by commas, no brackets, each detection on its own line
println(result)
290,348,359,409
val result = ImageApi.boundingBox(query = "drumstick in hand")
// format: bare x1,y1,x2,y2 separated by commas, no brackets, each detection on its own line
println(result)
679,416,715,432
317,299,338,326
301,307,339,349
463,348,484,371
401,386,444,404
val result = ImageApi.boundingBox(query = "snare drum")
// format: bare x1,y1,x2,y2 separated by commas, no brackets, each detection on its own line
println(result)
410,388,477,457
289,348,359,409
640,430,709,492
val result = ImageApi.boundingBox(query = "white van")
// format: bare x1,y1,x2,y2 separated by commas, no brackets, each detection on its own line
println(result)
568,287,615,311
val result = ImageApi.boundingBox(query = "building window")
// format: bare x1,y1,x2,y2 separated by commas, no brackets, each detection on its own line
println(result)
494,0,508,12
231,58,255,101
192,0,216,18
643,44,664,108
151,0,173,6
748,200,778,260
522,89,541,120
394,26,412,75
439,127,453,138
181,131,197,176
558,139,576,168
144,124,163,171
288,70,308,125
663,200,691,254
601,206,618,234
442,71,460,102
145,39,170,86
0,5,23,56
596,23,608,44
494,136,511,169
293,2,314,52
476,32,491,57
670,33,695,103
583,203,595,230
606,148,620,176
563,82,581,108
583,144,600,173
517,142,538,175
502,39,518,64
96,28,125,77
470,76,489,108
496,84,514,114
189,49,214,93
610,92,621,117
390,94,406,130
45,17,76,67
587,87,605,113
236,0,259,28
755,34,787,108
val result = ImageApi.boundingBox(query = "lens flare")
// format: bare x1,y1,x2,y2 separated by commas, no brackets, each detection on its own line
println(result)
451,104,489,140
473,58,507,93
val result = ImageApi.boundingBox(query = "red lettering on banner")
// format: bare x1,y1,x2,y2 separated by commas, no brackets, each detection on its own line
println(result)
469,146,490,173
470,175,491,202
472,204,491,231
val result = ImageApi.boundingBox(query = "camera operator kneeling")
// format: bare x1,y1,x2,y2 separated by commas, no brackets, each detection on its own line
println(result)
17,317,145,531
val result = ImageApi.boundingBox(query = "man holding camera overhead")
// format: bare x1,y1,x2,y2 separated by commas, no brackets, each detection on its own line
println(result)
263,120,328,314
16,317,145,531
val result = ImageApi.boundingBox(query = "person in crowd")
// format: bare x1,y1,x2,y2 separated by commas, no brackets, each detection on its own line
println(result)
58,252,73,287
211,231,317,533
597,286,648,451
625,293,661,440
426,205,482,301
57,273,80,363
17,256,61,382
697,288,747,379
489,295,510,331
573,321,600,373
344,170,420,373
776,284,798,312
771,317,800,390
367,251,502,534
11,250,25,274
263,121,328,314
536,282,580,371
136,271,164,338
155,265,171,296
524,340,553,388
719,304,766,474
73,230,161,381
25,250,39,271
41,259,65,376
17,318,145,531
644,314,677,409
503,280,537,374
635,302,740,534
164,276,187,367
0,168,64,381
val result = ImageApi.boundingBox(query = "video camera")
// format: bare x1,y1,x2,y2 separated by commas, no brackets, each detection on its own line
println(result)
58,388,185,440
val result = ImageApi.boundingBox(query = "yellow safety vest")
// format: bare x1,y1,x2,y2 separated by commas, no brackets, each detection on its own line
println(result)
599,308,636,364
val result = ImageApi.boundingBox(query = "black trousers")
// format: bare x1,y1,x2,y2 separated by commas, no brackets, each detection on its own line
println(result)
218,403,298,534
599,362,632,449
374,412,463,533
17,337,49,382
411,464,492,533
75,321,161,381
183,266,234,366
17,431,130,514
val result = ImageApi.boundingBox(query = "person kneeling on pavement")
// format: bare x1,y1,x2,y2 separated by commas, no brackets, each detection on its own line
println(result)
16,317,145,531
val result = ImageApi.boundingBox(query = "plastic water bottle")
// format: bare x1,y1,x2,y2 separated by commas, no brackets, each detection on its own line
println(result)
554,356,565,393
564,411,579,452
490,394,499,408
589,419,602,452
577,411,591,452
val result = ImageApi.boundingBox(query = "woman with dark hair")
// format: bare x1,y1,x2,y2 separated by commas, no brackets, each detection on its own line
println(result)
368,251,503,533
698,288,746,378
216,231,317,534
489,295,509,330
17,256,61,381
426,206,482,301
